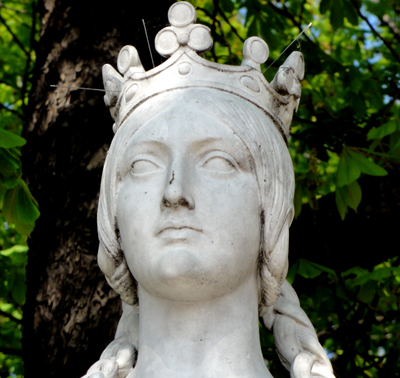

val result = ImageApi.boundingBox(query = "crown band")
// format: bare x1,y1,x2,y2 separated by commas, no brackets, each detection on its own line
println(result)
102,2,305,144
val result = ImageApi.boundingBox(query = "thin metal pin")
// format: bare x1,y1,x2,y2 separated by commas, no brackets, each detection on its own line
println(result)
263,22,312,74
50,85,121,93
142,19,155,68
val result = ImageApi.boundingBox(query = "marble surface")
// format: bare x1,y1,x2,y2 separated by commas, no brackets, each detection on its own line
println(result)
82,2,336,378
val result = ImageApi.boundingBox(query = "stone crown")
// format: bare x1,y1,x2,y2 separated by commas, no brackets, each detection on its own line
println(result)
102,1,305,144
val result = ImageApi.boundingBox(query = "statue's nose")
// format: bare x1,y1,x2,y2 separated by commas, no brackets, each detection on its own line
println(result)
161,160,195,210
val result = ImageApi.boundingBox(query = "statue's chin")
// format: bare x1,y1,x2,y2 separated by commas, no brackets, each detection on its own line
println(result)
139,248,238,303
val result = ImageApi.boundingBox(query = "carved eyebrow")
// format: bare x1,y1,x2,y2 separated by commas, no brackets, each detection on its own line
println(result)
122,140,169,157
122,136,252,169
127,140,167,148
119,140,168,173
190,137,252,165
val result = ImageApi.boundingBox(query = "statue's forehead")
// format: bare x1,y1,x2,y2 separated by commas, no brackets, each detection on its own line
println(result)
122,101,244,147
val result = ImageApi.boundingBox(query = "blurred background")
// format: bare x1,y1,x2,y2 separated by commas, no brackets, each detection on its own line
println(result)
0,0,399,377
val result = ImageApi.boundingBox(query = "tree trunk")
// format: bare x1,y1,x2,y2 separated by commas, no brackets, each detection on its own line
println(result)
21,1,173,377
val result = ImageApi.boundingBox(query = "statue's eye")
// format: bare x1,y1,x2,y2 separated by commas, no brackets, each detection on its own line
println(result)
201,154,237,173
131,159,161,175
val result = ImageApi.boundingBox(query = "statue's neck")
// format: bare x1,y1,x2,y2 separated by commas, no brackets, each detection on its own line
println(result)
130,276,272,378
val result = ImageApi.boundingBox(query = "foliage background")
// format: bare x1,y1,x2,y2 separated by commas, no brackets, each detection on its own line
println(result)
0,0,399,377
0,1,38,377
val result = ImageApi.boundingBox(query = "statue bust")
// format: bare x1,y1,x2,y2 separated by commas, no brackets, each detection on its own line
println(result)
83,3,335,378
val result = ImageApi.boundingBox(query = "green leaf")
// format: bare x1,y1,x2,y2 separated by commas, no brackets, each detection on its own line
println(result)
1,175,20,189
342,266,369,278
0,185,6,207
294,182,303,219
350,78,363,94
9,273,26,306
0,128,26,148
17,180,40,224
390,131,400,150
352,267,398,286
287,259,335,283
363,81,383,110
0,148,20,176
367,121,398,140
297,258,336,279
287,260,299,285
330,1,345,30
358,281,375,303
2,181,40,236
335,180,362,217
369,267,396,282
2,185,19,224
0,245,28,256
320,0,332,14
346,180,362,211
352,272,374,286
219,0,235,13
335,283,349,300
18,178,39,206
247,15,259,38
337,147,360,187
350,94,367,117
347,149,388,176
342,0,358,25
335,185,347,220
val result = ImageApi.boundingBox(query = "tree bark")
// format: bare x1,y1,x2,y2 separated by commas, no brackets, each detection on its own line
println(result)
21,1,173,377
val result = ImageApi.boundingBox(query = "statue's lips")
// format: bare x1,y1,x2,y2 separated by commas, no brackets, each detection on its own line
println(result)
157,225,202,239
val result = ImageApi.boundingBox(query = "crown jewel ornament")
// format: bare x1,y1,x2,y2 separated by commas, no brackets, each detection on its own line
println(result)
102,1,304,143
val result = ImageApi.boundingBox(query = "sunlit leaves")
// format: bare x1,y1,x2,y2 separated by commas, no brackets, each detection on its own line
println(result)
0,246,28,306
335,146,388,218
330,0,345,30
337,146,387,187
335,180,362,219
0,140,40,237
288,258,336,283
0,0,39,237
367,120,398,140
289,257,400,377
219,0,234,13
0,148,20,177
319,0,331,15
337,147,360,186
0,128,26,149
0,216,27,376
0,1,38,376
320,0,358,30
2,179,39,236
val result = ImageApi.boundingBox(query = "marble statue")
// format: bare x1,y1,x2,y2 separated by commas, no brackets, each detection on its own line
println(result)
82,2,336,378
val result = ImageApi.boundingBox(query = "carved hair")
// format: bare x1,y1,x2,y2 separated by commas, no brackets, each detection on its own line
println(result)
97,88,294,313
262,281,336,378
94,88,336,377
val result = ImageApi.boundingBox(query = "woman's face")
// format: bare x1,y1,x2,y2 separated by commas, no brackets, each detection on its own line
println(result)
116,104,261,302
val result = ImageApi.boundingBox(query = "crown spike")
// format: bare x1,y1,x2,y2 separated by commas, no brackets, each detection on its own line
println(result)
241,37,269,72
117,45,145,77
102,64,122,113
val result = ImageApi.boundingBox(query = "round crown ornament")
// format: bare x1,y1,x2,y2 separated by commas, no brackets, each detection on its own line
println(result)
155,2,212,57
102,1,305,144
